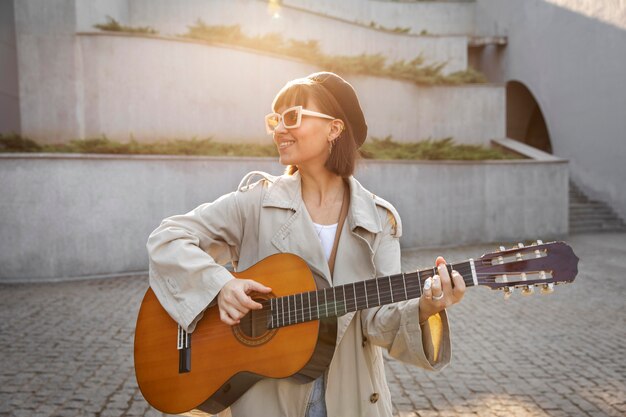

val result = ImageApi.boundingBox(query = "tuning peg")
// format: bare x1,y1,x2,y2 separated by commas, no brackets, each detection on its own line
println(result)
521,285,534,295
498,245,506,252
540,283,555,294
536,239,544,245
518,242,525,248
503,286,513,299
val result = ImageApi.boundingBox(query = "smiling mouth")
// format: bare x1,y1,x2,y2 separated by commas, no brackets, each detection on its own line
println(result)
278,141,295,149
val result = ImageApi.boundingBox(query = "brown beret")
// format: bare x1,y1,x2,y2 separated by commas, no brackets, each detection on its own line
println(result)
306,72,368,147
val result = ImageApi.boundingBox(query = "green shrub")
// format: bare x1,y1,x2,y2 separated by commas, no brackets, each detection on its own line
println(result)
0,133,42,152
180,21,486,86
92,18,486,85
0,134,277,156
359,136,521,160
94,16,158,35
1,134,521,161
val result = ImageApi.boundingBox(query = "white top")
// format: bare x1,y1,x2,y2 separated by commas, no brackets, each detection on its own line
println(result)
312,222,338,261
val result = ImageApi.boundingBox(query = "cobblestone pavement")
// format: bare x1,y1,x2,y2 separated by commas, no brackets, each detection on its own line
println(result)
0,233,624,417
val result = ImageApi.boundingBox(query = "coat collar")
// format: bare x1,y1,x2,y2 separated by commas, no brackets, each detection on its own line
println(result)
262,171,382,234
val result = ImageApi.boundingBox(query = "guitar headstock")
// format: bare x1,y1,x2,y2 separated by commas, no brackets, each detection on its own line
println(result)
475,240,579,298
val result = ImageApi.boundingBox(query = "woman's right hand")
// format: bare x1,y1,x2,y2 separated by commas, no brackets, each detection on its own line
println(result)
217,279,272,326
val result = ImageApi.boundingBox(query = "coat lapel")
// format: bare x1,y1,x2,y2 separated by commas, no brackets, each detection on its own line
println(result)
262,173,388,345
265,173,332,285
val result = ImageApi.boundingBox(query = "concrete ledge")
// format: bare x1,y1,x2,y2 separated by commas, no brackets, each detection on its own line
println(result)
491,138,565,162
0,154,568,282
65,34,503,145
118,0,469,73
282,0,477,36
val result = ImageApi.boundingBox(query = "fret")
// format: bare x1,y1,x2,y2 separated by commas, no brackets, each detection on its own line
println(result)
365,280,378,309
468,259,478,287
333,287,337,316
354,281,367,310
269,298,274,328
287,295,292,325
311,290,319,321
345,283,356,313
376,279,380,306
307,291,313,320
325,288,335,318
416,269,422,294
405,272,421,299
323,289,328,318
295,294,302,324
280,296,285,327
379,276,393,305
341,286,347,315
402,273,408,300
300,293,305,323
364,281,369,308
390,275,405,303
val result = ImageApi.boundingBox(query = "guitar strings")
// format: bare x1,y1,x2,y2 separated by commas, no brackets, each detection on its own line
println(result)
183,257,554,337
195,267,552,333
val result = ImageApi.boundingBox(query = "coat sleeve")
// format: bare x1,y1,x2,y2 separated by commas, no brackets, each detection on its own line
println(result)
146,190,246,333
360,208,451,371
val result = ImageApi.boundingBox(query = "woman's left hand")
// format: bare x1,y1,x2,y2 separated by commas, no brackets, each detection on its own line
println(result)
418,256,466,324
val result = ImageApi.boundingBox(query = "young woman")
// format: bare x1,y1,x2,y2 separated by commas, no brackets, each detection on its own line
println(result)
147,72,466,417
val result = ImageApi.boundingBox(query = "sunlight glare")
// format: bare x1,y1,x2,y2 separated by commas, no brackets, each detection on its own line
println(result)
268,0,282,20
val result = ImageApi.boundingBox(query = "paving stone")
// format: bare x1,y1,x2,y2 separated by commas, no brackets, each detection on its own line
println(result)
1,233,625,416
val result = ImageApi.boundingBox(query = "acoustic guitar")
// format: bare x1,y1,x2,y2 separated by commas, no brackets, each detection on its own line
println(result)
134,240,578,414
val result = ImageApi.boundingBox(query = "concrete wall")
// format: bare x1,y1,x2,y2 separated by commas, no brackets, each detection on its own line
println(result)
474,0,626,220
14,0,498,145
14,0,84,141
74,33,504,144
0,0,20,134
126,0,468,74
282,0,476,36
0,153,568,282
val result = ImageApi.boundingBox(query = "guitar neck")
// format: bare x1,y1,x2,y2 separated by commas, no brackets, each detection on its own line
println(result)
266,260,477,329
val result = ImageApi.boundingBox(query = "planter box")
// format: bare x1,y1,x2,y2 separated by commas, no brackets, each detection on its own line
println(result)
22,34,500,144
0,153,567,282
119,0,468,73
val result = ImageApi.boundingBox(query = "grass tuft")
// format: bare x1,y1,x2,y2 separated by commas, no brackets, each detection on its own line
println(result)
1,134,521,160
94,16,158,35
180,21,487,86
359,136,520,160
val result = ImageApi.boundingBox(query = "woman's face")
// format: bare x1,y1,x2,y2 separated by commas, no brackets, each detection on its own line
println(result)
272,100,333,169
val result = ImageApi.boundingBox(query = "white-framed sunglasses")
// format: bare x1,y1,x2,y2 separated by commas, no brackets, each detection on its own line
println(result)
265,105,336,134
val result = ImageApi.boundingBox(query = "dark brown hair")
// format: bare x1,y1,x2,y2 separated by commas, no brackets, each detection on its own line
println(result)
272,77,360,178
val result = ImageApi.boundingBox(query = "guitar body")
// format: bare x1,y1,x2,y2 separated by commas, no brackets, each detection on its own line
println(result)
135,241,579,414
134,253,337,415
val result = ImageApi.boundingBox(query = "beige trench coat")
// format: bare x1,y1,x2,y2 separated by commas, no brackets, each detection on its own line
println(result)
147,171,451,417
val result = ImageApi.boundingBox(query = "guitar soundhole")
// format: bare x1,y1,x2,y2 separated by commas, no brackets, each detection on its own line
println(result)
232,296,277,346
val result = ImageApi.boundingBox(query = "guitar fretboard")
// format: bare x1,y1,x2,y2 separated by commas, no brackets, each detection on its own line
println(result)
265,261,476,329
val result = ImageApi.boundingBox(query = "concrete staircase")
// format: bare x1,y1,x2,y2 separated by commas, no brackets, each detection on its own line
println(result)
569,181,626,234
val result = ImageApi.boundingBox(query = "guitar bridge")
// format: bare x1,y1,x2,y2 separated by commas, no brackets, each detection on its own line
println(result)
177,325,191,373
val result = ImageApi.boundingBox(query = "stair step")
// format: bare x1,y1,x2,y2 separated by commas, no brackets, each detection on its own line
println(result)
570,211,615,218
570,205,613,212
569,181,625,234
570,220,626,228
570,202,611,209
570,212,620,220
